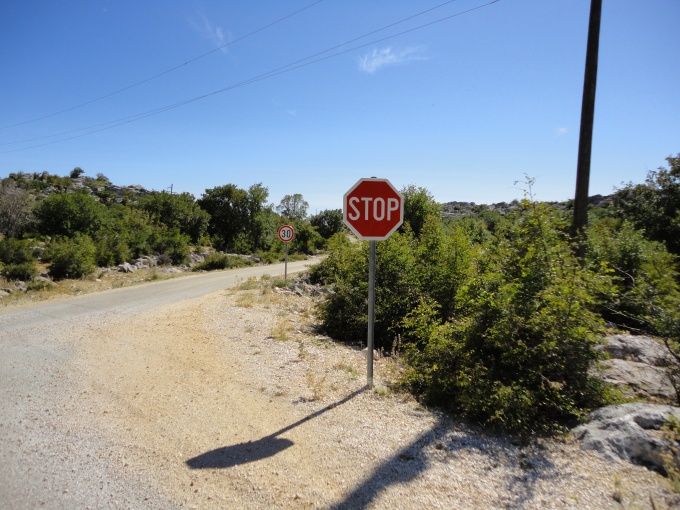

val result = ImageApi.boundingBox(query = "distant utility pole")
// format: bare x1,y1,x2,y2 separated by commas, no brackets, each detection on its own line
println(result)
168,184,174,195
572,0,602,263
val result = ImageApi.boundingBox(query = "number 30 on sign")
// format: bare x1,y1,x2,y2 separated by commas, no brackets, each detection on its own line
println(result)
277,225,295,243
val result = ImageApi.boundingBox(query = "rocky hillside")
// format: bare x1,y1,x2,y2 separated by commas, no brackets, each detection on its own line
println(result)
3,170,151,204
441,194,614,218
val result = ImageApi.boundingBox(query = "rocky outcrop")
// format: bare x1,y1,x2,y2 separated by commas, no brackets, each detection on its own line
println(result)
573,403,680,472
440,194,613,218
600,334,675,366
573,335,680,473
596,334,676,404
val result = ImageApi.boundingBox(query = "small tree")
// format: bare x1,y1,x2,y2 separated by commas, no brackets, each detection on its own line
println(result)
614,154,680,255
70,167,85,178
34,191,107,237
310,209,344,239
0,182,33,237
46,235,97,279
400,184,441,238
276,194,308,222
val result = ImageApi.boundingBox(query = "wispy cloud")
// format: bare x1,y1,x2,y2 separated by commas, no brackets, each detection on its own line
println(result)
358,46,427,74
556,127,568,137
189,14,229,52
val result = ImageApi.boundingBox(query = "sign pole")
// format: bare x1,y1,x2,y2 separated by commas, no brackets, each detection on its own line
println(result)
277,225,295,283
367,240,376,389
342,177,403,391
284,241,289,282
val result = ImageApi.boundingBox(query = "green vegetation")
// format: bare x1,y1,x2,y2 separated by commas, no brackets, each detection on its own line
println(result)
0,170,331,290
45,234,97,279
3,156,679,437
311,167,680,436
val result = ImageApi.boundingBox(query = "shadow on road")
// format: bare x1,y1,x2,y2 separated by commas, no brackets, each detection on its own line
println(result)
185,386,366,469
327,415,559,510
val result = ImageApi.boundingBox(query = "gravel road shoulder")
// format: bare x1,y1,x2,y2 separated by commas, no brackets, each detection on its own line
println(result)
1,279,677,509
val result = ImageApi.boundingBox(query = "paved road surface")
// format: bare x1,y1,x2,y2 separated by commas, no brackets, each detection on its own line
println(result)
0,259,316,509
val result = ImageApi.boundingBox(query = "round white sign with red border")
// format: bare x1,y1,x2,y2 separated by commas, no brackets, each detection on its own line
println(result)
277,225,295,243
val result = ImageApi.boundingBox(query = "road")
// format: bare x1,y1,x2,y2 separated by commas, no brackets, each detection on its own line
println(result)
0,259,316,509
0,259,314,335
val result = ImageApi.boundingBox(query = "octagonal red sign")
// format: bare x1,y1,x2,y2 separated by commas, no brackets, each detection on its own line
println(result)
343,178,403,240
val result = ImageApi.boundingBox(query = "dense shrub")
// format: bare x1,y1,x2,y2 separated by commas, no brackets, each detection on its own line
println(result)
0,238,38,281
136,191,209,244
614,154,680,255
150,229,190,265
34,191,107,237
290,220,324,255
0,237,34,264
1,262,38,281
46,234,96,279
309,209,344,240
94,234,130,267
314,230,421,348
402,203,611,435
587,218,680,335
315,201,613,435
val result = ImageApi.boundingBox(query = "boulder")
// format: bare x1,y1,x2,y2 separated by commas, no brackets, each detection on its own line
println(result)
599,358,675,401
161,267,182,274
596,334,678,404
601,334,674,366
573,403,680,472
117,262,137,273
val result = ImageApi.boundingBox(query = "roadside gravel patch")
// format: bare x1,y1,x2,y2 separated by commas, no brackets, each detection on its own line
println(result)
1,278,677,509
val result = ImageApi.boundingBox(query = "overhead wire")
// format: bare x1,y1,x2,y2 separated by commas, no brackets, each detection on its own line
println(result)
2,0,466,147
0,0,325,130
1,0,501,154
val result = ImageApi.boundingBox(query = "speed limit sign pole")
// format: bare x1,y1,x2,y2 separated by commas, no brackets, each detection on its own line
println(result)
277,225,295,281
343,178,403,389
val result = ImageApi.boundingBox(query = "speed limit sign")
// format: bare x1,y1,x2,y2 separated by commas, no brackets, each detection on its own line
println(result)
277,225,295,243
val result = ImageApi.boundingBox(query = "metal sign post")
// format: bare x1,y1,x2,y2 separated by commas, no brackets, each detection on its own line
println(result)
367,240,376,388
342,178,403,389
277,225,295,282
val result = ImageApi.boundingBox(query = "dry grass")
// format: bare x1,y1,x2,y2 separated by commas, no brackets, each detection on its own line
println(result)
0,266,185,308
270,318,293,341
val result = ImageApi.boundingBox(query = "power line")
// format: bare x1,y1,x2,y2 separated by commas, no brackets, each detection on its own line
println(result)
1,0,500,153
0,0,324,131
1,0,466,147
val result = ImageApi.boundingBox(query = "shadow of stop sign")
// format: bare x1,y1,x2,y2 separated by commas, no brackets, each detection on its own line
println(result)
343,178,404,240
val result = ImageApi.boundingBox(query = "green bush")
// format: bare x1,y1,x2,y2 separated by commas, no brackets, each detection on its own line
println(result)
46,235,97,279
613,154,680,255
150,229,190,265
315,197,612,435
314,231,420,348
0,238,38,281
94,234,130,267
34,191,107,237
0,238,34,264
1,262,38,281
587,218,680,335
402,202,611,435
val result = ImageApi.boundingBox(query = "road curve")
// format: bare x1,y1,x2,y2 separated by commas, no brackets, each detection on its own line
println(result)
0,258,316,335
0,258,318,509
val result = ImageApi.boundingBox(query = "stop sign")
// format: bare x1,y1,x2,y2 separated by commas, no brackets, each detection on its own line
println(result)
343,178,404,240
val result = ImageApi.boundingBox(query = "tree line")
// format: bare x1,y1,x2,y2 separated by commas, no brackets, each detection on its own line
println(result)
0,169,344,280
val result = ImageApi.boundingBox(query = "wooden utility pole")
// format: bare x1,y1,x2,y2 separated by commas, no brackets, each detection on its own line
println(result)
572,0,602,262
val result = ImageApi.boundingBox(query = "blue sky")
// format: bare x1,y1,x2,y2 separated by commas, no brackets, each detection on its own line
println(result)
1,0,678,214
